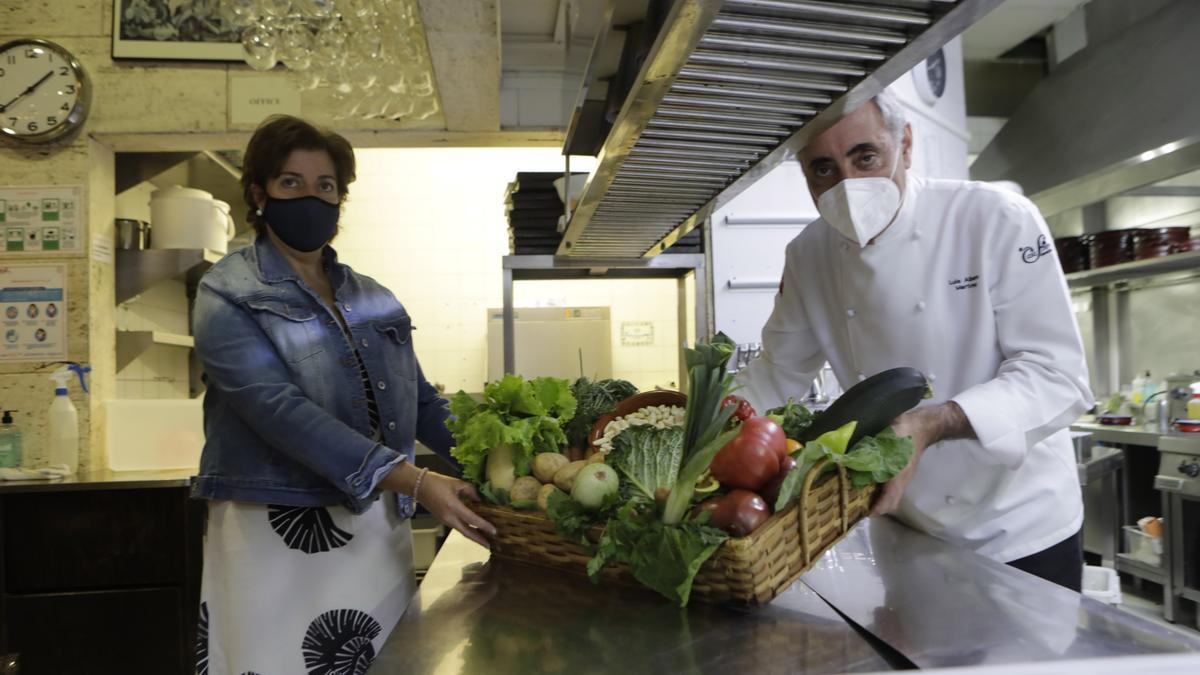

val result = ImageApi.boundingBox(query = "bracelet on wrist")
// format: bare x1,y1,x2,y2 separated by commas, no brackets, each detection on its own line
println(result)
412,467,431,502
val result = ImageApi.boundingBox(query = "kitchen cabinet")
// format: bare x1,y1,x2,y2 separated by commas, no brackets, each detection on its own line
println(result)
0,476,202,675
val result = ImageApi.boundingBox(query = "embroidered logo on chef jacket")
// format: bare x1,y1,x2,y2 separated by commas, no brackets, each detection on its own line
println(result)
1018,235,1052,264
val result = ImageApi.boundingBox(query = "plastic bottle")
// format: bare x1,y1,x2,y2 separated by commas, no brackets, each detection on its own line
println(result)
46,363,90,474
1188,393,1200,421
1131,371,1149,406
0,410,21,468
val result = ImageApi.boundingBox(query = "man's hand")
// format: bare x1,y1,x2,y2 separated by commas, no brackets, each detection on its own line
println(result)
871,402,974,517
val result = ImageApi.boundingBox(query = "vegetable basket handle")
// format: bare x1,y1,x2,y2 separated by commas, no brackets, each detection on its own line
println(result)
796,457,852,566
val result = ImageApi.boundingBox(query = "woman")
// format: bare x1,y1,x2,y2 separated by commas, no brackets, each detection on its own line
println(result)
191,115,495,674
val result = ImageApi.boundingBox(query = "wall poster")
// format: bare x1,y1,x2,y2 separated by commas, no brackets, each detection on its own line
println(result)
1,185,83,253
0,264,67,362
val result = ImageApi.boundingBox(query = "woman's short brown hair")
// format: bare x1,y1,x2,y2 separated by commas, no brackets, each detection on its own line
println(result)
241,115,357,236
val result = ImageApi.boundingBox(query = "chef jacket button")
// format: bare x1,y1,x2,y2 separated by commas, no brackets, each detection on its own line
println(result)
912,229,922,240
929,374,937,383
845,308,856,318
377,380,387,391
945,495,956,505
387,421,397,431
916,301,927,311
857,373,867,382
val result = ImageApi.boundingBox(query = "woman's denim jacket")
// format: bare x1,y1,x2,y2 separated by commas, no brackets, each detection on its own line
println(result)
190,236,455,513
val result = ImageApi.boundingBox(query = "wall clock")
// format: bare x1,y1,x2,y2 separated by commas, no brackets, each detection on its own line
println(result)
0,39,91,144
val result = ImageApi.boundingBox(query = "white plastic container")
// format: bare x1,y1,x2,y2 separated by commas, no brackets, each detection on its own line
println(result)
1123,525,1163,567
150,185,234,253
1082,565,1122,605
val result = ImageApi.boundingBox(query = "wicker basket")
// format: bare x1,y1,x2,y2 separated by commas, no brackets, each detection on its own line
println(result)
473,458,875,605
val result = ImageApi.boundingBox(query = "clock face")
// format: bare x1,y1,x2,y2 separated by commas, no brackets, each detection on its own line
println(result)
0,40,89,143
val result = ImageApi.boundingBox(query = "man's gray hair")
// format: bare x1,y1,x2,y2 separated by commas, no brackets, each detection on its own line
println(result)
872,90,907,144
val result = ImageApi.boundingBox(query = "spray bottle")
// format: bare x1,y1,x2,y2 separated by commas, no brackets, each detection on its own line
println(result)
47,363,90,474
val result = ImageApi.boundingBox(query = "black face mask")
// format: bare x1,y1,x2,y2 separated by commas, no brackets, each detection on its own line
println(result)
262,195,340,252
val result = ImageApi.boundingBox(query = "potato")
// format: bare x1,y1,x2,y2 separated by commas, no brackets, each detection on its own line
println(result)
586,450,608,464
553,460,588,492
537,483,559,511
533,452,570,483
510,475,541,503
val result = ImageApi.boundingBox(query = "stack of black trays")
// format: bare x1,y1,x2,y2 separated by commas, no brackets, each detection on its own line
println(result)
506,172,570,255
504,171,706,256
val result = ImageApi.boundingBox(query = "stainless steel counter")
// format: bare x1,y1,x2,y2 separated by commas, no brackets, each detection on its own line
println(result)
377,531,895,674
380,517,1199,674
0,468,193,494
1071,423,1200,449
803,518,1200,669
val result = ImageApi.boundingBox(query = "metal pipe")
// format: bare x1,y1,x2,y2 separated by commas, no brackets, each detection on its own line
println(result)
608,186,716,197
618,170,729,184
633,145,761,162
647,117,793,137
711,14,909,45
654,104,803,127
689,48,867,76
724,0,930,26
672,80,833,105
699,32,885,61
622,154,749,169
636,137,769,155
661,93,814,116
640,127,779,146
678,64,848,91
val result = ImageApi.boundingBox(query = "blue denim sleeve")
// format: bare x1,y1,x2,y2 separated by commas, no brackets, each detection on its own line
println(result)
193,283,404,509
414,361,461,473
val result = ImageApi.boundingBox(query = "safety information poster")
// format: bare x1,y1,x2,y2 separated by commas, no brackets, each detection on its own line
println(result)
0,264,67,362
1,185,83,253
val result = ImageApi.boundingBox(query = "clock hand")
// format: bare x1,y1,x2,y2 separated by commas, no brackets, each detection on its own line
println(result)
0,71,54,113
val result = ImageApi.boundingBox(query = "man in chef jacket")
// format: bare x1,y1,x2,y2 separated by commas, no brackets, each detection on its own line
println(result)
737,90,1094,591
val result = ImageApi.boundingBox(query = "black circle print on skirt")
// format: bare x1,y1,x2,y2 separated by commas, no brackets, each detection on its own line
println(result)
195,602,209,675
268,505,354,554
302,609,383,675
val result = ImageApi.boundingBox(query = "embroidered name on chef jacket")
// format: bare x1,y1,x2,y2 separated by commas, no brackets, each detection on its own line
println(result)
1018,235,1052,264
948,274,980,291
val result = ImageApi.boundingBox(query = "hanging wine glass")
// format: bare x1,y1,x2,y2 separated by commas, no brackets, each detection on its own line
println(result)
242,25,278,71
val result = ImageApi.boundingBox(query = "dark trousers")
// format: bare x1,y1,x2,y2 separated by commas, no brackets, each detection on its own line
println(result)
1007,529,1083,592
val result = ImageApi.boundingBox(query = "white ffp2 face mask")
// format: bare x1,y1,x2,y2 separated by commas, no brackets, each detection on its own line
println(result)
816,153,903,248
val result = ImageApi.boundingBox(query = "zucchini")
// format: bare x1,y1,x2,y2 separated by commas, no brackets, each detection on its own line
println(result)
799,367,931,447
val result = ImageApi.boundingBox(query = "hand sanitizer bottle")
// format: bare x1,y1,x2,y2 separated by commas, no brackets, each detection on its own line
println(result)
0,410,21,468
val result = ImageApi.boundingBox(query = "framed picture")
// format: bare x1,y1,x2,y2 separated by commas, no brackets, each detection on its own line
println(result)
112,0,244,61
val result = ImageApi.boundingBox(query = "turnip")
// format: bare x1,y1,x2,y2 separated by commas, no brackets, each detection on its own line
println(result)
571,463,620,510
537,483,560,511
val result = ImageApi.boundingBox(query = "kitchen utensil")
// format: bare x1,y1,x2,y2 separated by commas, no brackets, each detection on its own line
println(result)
1088,229,1138,268
149,185,235,253
1098,414,1133,426
1164,372,1200,423
1134,226,1190,260
115,218,150,249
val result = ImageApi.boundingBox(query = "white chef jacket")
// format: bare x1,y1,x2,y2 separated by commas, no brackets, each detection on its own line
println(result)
737,174,1093,562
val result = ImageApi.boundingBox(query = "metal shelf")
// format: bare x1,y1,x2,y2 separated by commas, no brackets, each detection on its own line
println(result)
558,0,1002,258
1065,250,1200,289
115,248,222,304
1117,552,1166,585
116,331,195,371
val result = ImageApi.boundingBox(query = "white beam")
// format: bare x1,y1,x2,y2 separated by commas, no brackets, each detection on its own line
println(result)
416,0,502,132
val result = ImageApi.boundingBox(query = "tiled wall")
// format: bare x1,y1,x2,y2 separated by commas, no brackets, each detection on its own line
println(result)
332,147,688,394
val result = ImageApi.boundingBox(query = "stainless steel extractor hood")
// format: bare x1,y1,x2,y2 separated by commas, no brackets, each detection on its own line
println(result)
970,0,1200,216
558,0,1003,258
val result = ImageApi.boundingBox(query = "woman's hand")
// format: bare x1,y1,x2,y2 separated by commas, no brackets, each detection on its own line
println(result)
417,472,497,549
382,463,497,548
